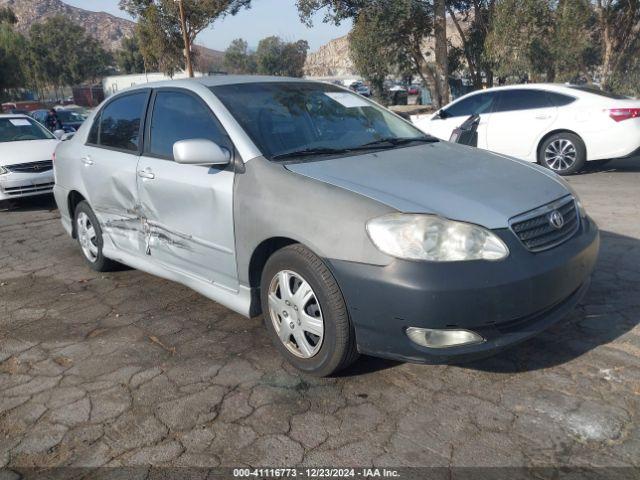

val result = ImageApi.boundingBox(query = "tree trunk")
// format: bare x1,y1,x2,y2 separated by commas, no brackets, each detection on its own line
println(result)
433,0,450,107
177,0,194,77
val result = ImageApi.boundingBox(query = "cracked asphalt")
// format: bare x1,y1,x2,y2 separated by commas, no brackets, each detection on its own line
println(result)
0,159,639,471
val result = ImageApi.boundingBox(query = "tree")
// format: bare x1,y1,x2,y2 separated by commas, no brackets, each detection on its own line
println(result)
255,36,309,77
116,36,146,74
0,6,17,25
552,0,597,83
485,0,555,81
0,7,26,97
486,0,597,84
592,0,640,91
434,0,450,104
224,38,257,74
120,0,252,76
297,0,451,107
446,0,496,88
349,10,395,100
27,16,111,98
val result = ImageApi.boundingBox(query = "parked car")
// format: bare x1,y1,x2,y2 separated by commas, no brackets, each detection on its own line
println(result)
414,83,640,175
0,114,58,201
30,109,84,133
408,85,421,95
355,84,371,97
53,77,599,376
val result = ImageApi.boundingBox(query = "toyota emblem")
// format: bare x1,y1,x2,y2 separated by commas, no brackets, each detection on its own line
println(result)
548,210,565,229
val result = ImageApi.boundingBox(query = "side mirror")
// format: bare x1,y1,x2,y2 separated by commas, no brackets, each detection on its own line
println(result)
61,132,75,141
436,109,451,120
53,129,65,140
173,139,231,166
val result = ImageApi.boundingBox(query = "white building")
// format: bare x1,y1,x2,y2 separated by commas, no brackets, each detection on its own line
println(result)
102,71,208,97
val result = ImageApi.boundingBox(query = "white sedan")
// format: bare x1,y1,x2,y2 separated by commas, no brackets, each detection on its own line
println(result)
413,84,640,175
0,114,59,201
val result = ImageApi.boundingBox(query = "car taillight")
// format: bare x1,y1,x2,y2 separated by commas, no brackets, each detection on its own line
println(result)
609,108,640,122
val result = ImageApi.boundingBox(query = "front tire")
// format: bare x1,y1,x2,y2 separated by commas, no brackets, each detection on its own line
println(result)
260,244,359,377
74,201,118,272
539,133,586,175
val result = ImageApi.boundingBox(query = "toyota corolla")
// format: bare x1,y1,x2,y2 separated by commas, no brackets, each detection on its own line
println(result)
53,77,599,376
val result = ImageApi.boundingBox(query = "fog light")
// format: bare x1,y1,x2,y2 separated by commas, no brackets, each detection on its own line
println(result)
406,327,484,349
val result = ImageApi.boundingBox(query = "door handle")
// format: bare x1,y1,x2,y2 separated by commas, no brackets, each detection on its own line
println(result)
81,156,93,166
137,169,155,180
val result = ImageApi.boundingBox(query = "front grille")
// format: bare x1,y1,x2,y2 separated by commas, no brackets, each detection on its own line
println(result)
5,160,53,173
2,182,55,196
510,196,580,252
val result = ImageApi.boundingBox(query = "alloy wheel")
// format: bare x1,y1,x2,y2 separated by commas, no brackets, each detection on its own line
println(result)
544,139,577,172
268,270,324,358
76,212,98,263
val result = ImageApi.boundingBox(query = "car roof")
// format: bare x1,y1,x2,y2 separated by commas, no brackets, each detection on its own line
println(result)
0,113,30,119
124,75,310,92
476,83,575,93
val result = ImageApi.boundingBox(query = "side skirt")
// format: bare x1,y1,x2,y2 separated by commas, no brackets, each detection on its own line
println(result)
102,244,253,318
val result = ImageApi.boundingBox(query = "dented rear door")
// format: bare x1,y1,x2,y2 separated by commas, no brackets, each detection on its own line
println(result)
79,90,151,254
135,88,238,291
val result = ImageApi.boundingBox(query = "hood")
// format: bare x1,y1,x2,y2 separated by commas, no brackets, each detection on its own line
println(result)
285,142,570,229
0,139,59,167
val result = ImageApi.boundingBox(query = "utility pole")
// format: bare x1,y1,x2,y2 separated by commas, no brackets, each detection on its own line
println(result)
176,0,194,77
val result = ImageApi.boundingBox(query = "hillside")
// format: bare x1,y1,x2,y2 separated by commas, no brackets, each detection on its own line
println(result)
0,0,224,64
0,0,134,51
304,17,467,78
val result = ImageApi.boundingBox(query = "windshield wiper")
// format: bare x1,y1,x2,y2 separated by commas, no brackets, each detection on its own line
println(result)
356,136,439,149
271,136,439,160
271,147,351,160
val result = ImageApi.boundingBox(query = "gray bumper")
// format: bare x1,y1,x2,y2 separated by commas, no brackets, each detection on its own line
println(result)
326,216,600,364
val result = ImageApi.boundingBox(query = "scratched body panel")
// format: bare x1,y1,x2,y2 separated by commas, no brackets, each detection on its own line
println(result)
136,155,238,291
77,144,144,255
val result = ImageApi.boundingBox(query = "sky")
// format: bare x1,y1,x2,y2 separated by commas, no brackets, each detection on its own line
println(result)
63,0,352,52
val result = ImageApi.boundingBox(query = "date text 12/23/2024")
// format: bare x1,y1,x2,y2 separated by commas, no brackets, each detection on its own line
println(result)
233,468,401,478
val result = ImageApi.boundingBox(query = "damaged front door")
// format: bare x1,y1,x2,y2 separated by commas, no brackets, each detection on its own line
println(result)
80,90,151,254
136,89,238,291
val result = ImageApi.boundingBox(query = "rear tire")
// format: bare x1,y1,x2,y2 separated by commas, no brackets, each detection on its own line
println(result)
260,244,359,377
538,133,586,175
74,201,119,272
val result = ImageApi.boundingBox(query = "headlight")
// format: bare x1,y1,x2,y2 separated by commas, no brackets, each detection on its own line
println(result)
366,213,509,262
0,166,8,175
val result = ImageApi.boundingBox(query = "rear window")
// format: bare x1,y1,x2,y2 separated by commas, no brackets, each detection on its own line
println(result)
0,117,55,143
546,92,576,107
569,86,627,100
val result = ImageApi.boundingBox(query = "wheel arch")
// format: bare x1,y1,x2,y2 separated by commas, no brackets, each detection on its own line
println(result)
537,129,587,163
247,237,300,290
67,190,87,238
246,236,301,317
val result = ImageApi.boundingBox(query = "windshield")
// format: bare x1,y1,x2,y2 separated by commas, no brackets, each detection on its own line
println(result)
0,117,55,143
211,82,432,160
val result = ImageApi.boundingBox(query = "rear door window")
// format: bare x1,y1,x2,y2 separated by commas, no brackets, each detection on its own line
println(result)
493,90,553,112
98,91,148,152
147,90,231,160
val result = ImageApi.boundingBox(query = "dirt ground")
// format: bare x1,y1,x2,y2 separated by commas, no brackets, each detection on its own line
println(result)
0,158,639,472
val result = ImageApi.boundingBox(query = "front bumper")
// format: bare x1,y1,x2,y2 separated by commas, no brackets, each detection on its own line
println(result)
327,216,600,364
0,170,55,201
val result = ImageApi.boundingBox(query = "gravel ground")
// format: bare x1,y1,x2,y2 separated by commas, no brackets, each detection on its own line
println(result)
0,158,638,472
